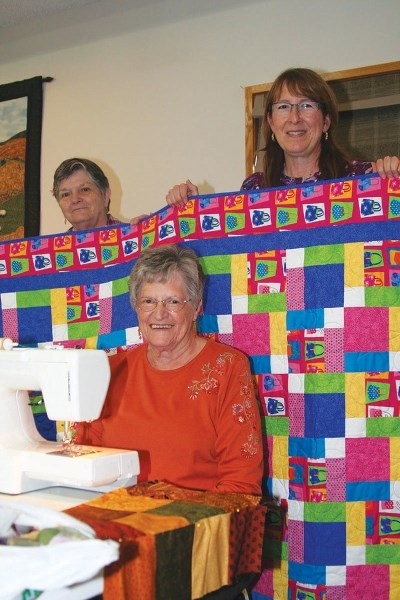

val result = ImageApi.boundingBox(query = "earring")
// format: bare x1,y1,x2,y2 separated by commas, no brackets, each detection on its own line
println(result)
138,328,142,340
271,132,275,142
325,131,329,141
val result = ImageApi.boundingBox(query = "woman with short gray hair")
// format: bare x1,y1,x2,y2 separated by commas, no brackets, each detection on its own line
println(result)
52,157,146,230
76,243,263,496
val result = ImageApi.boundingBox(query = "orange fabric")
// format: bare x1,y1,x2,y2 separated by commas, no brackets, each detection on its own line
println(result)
106,533,157,600
66,483,267,600
66,502,157,600
76,339,263,494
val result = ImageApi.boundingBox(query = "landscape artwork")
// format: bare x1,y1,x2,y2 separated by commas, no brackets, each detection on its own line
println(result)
0,96,28,240
0,76,44,241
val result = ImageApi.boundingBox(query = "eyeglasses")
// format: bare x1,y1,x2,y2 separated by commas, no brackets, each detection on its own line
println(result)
271,101,321,116
137,297,192,312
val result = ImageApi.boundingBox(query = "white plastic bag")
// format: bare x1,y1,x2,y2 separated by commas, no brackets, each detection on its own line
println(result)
0,499,119,599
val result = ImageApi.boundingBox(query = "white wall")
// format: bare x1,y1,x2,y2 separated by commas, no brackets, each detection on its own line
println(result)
0,0,399,234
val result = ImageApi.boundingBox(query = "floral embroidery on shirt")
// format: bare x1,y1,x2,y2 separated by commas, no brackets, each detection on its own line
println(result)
234,368,260,459
188,352,260,459
188,352,232,399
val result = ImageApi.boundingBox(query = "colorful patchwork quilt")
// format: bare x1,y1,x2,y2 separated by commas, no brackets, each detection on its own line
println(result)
66,481,267,599
1,173,400,600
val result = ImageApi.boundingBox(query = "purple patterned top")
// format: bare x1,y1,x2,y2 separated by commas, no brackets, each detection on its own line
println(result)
241,160,373,191
68,213,125,231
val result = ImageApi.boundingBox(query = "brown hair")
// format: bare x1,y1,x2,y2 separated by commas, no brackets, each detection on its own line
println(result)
262,68,353,187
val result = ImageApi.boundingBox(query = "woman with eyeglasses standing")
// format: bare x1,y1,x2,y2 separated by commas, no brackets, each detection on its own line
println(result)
75,243,263,496
166,67,400,203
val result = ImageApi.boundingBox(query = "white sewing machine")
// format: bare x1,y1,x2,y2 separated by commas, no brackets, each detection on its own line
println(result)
0,344,140,495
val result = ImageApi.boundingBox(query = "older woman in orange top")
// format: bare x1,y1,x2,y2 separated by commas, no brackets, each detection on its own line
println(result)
76,243,263,495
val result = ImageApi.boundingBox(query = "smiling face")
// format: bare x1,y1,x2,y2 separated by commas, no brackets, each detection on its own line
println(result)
267,83,331,173
136,270,202,358
57,169,110,230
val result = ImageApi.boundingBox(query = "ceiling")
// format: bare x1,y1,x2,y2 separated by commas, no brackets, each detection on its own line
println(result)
0,0,99,28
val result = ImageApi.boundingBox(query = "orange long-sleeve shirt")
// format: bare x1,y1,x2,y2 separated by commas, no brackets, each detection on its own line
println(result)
76,339,263,494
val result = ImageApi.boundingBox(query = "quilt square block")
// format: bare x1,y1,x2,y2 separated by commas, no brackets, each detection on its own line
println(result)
344,307,389,352
346,438,390,483
233,313,270,355
346,565,390,600
304,520,346,565
205,273,232,314
304,264,344,309
305,393,345,438
111,293,137,331
19,306,52,342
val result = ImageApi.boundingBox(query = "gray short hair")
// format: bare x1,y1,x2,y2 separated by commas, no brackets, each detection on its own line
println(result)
129,244,205,308
52,158,110,200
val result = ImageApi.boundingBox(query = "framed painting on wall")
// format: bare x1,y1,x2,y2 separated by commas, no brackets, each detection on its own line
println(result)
0,76,50,241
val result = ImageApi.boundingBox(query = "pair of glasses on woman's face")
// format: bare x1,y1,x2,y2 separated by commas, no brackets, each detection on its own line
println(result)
137,297,192,313
271,100,321,116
